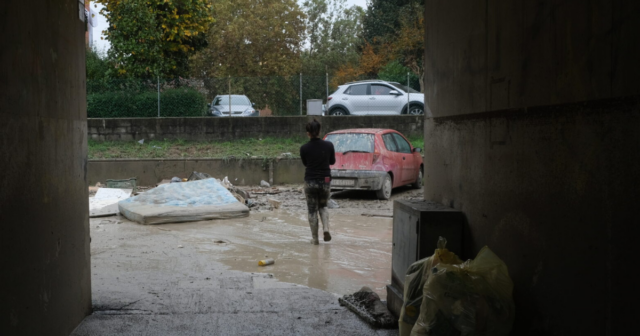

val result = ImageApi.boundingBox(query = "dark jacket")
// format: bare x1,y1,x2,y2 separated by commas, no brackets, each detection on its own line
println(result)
300,138,336,181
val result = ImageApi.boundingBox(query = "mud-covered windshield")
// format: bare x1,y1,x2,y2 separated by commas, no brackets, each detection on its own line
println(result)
325,133,374,153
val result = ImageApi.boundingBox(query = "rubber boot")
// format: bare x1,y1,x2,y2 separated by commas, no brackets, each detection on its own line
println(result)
319,207,331,241
308,212,320,245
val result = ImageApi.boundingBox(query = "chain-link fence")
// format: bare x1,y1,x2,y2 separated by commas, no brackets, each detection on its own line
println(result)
87,74,423,118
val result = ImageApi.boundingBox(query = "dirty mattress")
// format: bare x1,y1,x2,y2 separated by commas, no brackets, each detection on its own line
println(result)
119,179,249,225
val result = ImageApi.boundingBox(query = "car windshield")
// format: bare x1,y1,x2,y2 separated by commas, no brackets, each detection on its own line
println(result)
213,96,250,105
325,133,374,153
388,82,419,93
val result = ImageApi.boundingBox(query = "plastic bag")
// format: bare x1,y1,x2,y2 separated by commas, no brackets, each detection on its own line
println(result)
399,237,463,336
411,246,515,336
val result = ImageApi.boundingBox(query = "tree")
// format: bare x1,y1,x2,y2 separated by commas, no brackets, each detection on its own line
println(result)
96,0,213,78
86,47,112,81
190,0,306,115
378,60,420,90
361,0,412,45
391,1,424,91
301,0,364,75
190,0,305,78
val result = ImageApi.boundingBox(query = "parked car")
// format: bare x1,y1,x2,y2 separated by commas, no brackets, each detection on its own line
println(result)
326,80,424,116
208,95,258,117
324,128,423,200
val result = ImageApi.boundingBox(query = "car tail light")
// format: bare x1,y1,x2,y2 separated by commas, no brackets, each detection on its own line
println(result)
327,96,333,101
373,151,380,163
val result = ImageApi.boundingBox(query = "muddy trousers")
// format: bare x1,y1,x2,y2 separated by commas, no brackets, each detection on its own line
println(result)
304,180,331,242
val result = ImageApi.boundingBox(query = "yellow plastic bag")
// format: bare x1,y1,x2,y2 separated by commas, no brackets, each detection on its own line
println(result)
399,237,462,336
411,246,515,336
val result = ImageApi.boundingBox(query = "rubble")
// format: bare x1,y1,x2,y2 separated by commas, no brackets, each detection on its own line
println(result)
267,198,282,209
339,286,397,329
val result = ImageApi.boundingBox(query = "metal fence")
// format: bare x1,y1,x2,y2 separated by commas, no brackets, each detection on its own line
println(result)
87,74,422,118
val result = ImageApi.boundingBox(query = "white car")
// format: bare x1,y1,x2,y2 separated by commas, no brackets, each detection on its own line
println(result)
207,95,259,117
326,80,424,116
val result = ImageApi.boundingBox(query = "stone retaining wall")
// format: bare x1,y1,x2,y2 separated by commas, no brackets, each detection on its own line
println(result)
88,115,424,141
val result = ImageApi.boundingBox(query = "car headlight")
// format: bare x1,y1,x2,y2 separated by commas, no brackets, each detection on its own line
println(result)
243,109,256,115
212,109,222,116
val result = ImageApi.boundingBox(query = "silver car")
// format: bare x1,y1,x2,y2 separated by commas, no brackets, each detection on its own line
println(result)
208,95,258,117
326,80,424,116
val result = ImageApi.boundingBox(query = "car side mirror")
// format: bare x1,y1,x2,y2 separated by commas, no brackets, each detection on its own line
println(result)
207,103,211,108
389,90,402,95
252,103,256,107
413,147,422,153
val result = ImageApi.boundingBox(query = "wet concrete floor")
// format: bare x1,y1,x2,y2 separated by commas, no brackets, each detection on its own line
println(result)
75,211,398,335
161,211,393,300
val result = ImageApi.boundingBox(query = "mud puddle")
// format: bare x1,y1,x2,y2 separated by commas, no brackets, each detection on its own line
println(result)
160,211,393,299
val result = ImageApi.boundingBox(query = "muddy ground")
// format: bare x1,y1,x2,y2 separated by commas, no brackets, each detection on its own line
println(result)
90,183,423,301
242,184,424,216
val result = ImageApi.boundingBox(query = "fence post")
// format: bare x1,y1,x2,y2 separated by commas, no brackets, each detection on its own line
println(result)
407,72,410,115
299,73,302,115
326,71,329,104
157,76,160,118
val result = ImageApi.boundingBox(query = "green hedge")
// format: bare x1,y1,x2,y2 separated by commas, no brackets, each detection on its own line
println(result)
87,88,207,118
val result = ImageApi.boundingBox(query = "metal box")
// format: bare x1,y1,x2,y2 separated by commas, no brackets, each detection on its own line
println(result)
386,200,464,318
306,99,323,115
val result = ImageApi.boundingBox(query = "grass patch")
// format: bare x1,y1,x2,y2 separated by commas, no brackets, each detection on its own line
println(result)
88,135,426,159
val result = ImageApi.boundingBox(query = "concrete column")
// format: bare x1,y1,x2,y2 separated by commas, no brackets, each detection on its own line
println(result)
1,0,92,335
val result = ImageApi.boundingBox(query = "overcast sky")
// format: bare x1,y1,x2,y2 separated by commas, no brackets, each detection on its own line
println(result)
91,0,369,52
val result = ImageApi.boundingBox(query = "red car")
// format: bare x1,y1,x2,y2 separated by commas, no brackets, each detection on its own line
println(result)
323,129,423,200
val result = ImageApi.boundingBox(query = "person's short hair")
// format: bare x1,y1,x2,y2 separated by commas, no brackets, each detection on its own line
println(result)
306,118,321,138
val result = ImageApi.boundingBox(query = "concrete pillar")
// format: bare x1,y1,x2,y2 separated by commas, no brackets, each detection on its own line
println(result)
423,0,640,334
1,0,91,335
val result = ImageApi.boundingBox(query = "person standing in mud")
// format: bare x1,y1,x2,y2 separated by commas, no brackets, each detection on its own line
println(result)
300,118,335,245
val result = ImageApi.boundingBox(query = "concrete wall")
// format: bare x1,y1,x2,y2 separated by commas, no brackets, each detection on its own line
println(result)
88,158,306,187
0,1,92,335
424,0,640,334
87,115,424,141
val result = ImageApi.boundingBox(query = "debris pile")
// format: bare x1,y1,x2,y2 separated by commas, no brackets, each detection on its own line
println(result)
339,286,397,329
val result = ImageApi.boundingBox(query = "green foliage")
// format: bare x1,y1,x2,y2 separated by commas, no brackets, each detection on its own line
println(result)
86,48,112,81
362,0,411,44
301,0,364,75
88,135,424,159
96,0,213,78
378,60,419,90
191,0,305,78
190,0,306,115
88,137,309,159
359,0,425,91
87,87,206,118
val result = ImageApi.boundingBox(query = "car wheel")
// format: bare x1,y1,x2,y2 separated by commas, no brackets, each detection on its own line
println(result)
408,104,424,115
411,169,423,189
376,174,392,200
330,108,348,116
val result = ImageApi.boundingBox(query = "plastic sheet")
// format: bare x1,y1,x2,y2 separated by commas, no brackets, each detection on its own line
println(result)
399,237,463,336
411,246,515,336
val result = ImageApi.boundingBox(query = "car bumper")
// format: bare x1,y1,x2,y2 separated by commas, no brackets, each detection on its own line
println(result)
330,170,387,190
208,112,259,117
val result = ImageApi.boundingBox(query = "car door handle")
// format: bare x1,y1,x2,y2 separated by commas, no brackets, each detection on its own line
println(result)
342,98,348,100
369,97,376,100
403,157,406,160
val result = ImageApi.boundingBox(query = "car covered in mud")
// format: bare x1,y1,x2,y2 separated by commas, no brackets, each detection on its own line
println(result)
324,129,423,200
